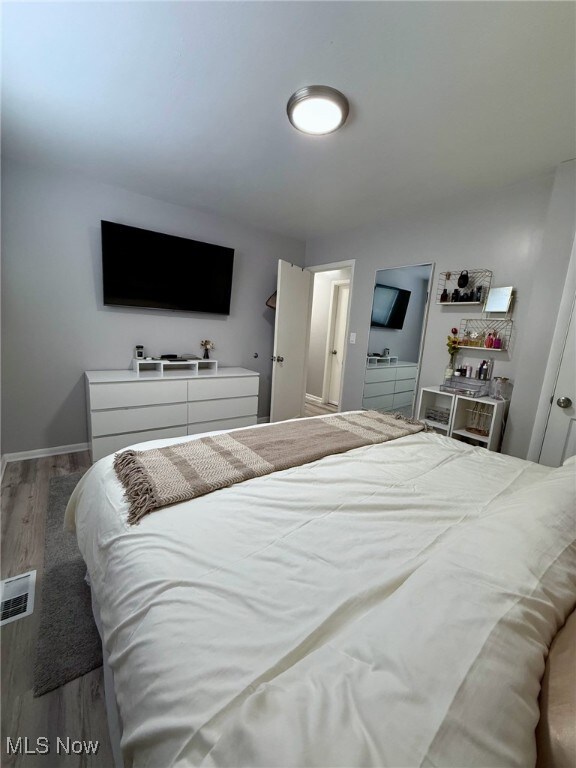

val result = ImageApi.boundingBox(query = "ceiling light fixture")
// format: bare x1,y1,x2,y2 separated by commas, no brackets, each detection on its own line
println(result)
287,85,349,135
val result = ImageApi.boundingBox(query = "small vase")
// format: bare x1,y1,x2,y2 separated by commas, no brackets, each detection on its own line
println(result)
445,353,457,381
203,348,210,360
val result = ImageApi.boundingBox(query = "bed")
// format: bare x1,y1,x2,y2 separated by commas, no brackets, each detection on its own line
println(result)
65,413,576,768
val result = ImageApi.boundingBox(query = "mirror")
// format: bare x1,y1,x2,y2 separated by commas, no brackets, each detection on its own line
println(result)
362,264,433,417
484,286,513,313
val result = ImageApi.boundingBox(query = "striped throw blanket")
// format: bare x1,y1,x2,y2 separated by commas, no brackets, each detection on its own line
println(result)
114,410,425,524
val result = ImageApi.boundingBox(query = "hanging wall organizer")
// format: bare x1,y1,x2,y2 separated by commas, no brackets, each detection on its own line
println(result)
436,269,493,306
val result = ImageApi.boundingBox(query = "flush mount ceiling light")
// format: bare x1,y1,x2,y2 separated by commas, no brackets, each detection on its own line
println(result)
287,85,349,135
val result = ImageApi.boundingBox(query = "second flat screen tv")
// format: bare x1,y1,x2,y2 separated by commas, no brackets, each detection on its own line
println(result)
371,284,411,329
102,221,234,314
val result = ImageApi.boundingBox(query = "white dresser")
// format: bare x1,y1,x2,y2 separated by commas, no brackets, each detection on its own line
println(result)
85,367,259,462
362,361,418,413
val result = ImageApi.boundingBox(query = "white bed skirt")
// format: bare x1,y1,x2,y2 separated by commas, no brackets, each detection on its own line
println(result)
90,586,124,768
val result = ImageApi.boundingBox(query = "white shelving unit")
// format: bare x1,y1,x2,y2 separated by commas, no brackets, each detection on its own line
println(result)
417,386,508,451
367,355,399,366
417,387,454,434
132,358,218,375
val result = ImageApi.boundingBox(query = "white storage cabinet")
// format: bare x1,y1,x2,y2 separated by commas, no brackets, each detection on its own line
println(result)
417,385,508,452
86,367,259,462
362,362,418,413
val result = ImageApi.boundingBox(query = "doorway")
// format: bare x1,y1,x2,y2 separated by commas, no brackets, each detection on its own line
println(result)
304,268,352,415
270,260,354,423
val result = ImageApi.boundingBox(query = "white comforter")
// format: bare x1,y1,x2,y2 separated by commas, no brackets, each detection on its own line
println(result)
67,424,576,768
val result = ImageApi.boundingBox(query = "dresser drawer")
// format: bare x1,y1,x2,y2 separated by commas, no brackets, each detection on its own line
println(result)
362,393,395,411
395,366,418,381
363,380,395,398
187,415,258,436
91,403,187,437
92,426,188,462
187,377,259,402
393,391,415,408
365,367,397,384
90,381,187,410
188,396,258,424
394,377,416,394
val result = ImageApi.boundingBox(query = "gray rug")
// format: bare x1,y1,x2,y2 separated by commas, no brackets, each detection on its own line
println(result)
33,472,103,696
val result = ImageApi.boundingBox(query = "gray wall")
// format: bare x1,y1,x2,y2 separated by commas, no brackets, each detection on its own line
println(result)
305,169,574,459
504,160,576,456
306,268,351,399
368,266,431,363
1,161,305,453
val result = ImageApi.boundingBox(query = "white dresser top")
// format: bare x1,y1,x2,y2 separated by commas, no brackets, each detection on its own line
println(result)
86,367,259,384
365,360,417,369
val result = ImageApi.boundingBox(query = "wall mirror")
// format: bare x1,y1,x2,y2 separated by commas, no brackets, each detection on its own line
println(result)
484,286,513,313
362,263,433,417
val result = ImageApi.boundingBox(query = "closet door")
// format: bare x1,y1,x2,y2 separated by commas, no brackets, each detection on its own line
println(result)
540,296,576,467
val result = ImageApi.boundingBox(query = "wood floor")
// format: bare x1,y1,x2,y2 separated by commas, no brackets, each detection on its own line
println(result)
1,452,114,768
304,400,338,417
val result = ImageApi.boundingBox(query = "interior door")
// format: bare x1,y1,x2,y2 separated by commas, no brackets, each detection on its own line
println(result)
327,283,350,405
270,260,313,422
539,296,576,467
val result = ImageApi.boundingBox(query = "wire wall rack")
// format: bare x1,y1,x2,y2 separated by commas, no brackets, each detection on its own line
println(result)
436,269,493,306
456,318,513,352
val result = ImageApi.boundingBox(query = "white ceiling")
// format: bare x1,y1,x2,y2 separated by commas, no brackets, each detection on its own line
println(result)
2,2,575,239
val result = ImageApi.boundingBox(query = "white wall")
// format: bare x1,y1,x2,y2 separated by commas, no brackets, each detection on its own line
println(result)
505,161,576,456
306,268,351,399
306,169,575,459
1,161,305,454
368,266,431,363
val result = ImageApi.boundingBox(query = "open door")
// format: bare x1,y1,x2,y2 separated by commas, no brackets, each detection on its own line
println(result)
270,260,313,422
539,295,576,467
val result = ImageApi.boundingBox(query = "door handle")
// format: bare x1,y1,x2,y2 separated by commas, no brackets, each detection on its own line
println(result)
277,356,284,363
556,396,573,408
331,350,338,355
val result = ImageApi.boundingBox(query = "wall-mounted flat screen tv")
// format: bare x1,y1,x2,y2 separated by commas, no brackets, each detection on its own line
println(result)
371,284,411,329
102,221,234,314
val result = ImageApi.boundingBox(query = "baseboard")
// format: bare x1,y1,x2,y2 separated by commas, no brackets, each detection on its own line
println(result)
3,442,89,465
305,393,323,405
0,456,6,483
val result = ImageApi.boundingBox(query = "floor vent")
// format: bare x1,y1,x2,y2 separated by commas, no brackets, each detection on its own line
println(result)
0,570,36,626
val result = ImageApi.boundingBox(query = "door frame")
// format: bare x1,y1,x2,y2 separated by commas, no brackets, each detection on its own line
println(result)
307,260,355,413
528,236,576,462
322,279,351,405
